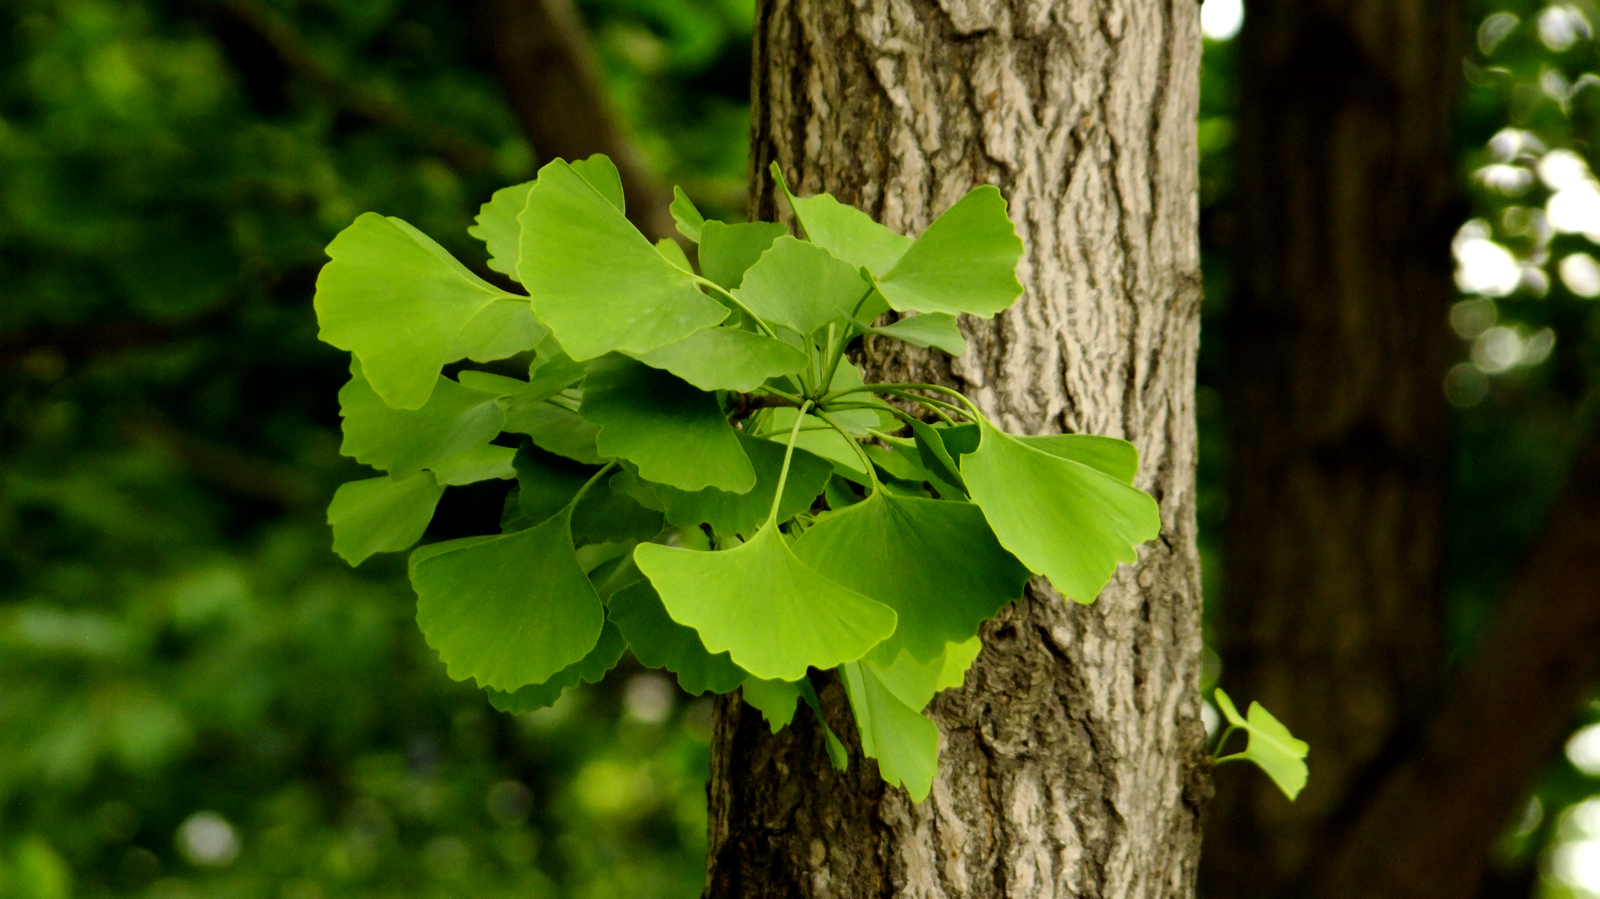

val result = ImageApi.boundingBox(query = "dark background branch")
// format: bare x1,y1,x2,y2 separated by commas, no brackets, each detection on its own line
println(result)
467,0,676,240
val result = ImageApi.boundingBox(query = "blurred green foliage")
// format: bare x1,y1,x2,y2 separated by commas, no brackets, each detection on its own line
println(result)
10,0,1600,896
0,0,750,896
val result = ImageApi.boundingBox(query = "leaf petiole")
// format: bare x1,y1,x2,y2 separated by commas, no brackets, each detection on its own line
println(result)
821,382,984,420
813,410,882,492
768,400,815,527
689,274,784,341
566,460,619,512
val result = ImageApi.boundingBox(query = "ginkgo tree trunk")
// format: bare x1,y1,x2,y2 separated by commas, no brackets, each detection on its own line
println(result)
704,0,1209,896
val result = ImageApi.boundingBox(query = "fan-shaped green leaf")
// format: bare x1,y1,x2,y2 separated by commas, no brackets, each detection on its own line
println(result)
630,328,807,392
569,154,625,212
609,580,746,695
502,403,602,464
411,512,604,691
867,313,966,355
670,186,706,242
448,298,546,363
469,181,533,278
741,677,800,732
862,635,982,712
841,661,939,801
793,492,1028,660
963,419,1160,603
641,435,832,540
512,446,662,543
328,472,444,566
936,424,1137,485
516,159,726,360
796,679,850,770
772,165,913,274
339,364,506,474
934,635,983,692
634,523,897,681
905,417,966,494
582,355,755,493
315,213,514,409
735,236,870,335
431,445,518,486
1017,434,1139,485
487,620,627,713
699,221,788,290
1214,689,1309,801
876,187,1023,318
758,408,869,481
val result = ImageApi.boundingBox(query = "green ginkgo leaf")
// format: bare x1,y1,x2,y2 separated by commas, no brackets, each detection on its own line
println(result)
741,677,801,732
339,364,506,475
735,236,870,335
571,478,664,547
905,417,966,494
876,187,1024,318
630,328,807,392
935,424,1140,486
656,238,693,272
609,580,746,695
502,403,603,464
643,435,833,541
487,620,627,714
963,418,1160,603
512,446,661,543
841,660,940,801
670,186,706,242
568,154,625,212
863,635,982,712
468,181,533,278
866,313,966,355
517,159,726,360
934,635,983,692
411,512,604,691
634,522,897,681
1214,688,1310,801
328,472,444,565
1017,434,1140,485
772,165,912,275
757,408,870,482
581,355,755,493
793,492,1029,661
315,213,516,410
448,298,546,363
430,445,518,486
699,221,789,291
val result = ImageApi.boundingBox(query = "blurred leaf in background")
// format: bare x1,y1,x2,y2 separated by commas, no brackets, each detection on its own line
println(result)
0,0,749,896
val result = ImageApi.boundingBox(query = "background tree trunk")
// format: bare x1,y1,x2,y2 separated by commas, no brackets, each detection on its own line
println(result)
703,1,1207,896
1200,2,1463,897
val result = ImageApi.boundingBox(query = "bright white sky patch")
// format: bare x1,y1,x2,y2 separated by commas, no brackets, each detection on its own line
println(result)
1201,0,1244,41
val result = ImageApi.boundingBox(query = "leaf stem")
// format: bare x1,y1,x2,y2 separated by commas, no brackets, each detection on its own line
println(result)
819,321,850,398
567,460,619,512
1211,724,1241,757
868,396,958,428
814,410,881,492
690,275,782,341
767,400,814,527
822,382,983,419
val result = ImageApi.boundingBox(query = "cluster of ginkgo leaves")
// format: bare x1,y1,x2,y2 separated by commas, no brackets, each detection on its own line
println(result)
311,154,1173,801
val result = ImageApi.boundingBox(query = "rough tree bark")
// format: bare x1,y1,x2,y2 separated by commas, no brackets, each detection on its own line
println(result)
703,1,1207,896
1200,2,1463,897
